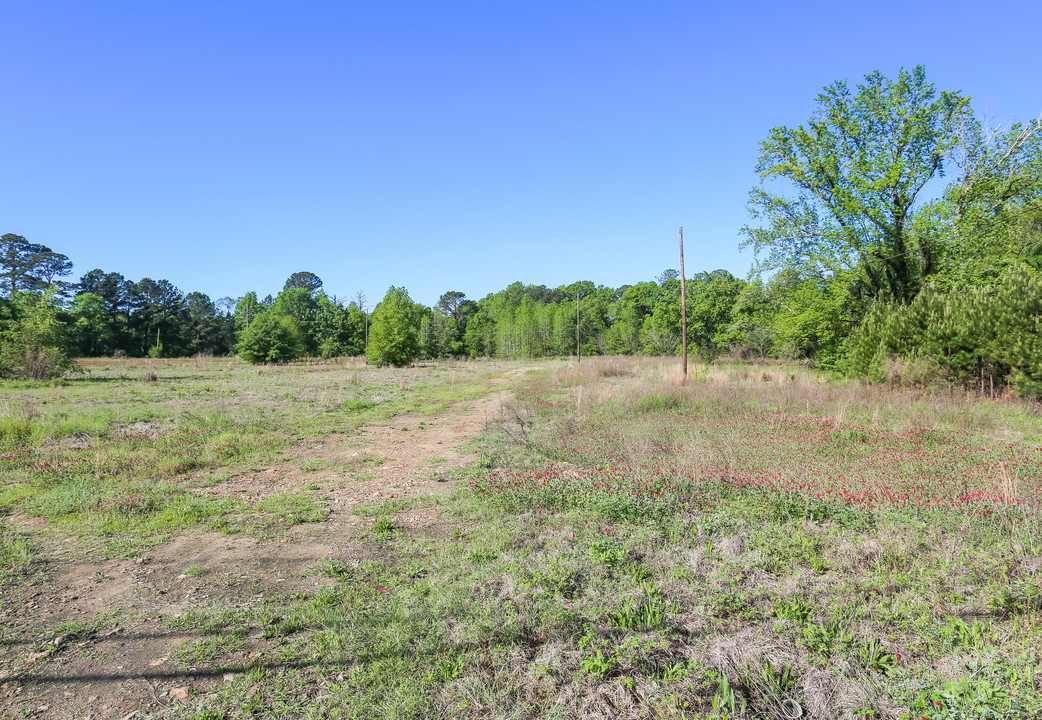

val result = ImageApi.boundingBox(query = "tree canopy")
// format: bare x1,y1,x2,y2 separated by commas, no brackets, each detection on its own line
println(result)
0,65,1038,396
743,66,972,302
744,66,1042,305
367,286,421,367
283,271,323,294
1,233,73,297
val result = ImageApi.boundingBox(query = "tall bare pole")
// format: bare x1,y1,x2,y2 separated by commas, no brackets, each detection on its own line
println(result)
679,226,688,383
576,292,581,364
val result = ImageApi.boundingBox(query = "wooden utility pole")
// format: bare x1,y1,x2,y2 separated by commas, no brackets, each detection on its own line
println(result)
679,226,688,383
576,292,581,364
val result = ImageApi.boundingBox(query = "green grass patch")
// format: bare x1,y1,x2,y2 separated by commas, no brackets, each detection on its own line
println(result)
256,491,329,525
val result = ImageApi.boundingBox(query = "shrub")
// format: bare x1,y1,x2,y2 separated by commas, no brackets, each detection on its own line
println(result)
0,291,77,380
235,312,305,364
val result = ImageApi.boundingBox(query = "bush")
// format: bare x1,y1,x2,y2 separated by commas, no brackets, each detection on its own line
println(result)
0,291,77,380
235,312,305,364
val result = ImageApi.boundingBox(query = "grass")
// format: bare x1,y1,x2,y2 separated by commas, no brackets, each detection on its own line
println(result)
0,357,505,557
3,355,1042,718
255,491,329,526
0,527,36,585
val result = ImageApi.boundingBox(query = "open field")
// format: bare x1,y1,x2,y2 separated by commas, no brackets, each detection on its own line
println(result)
2,356,1042,719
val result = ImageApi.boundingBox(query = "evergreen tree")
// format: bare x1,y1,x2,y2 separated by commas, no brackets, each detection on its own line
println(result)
367,286,420,367
0,234,74,297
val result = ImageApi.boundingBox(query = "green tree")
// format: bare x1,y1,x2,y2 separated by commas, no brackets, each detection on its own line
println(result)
464,310,496,357
233,292,266,335
283,271,323,294
182,292,234,355
0,290,77,379
766,271,855,368
1,234,74,297
313,295,365,358
434,291,475,355
271,287,321,354
642,277,683,355
606,281,661,354
639,272,743,360
127,278,187,356
235,312,305,364
69,292,117,357
367,286,420,367
743,66,970,303
686,270,744,361
76,269,130,352
719,280,775,358
926,118,1042,286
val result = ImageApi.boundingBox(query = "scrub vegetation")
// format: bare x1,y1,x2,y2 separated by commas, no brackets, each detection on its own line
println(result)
2,356,1041,719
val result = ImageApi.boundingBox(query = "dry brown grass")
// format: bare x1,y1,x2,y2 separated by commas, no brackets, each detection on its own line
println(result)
565,358,1042,440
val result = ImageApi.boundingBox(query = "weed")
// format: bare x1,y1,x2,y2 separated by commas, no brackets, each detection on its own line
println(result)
257,492,328,525
371,516,399,540
856,637,898,675
300,458,332,472
988,581,1042,617
713,673,746,718
775,596,814,624
580,648,615,677
802,614,854,659
943,616,991,649
608,583,671,631
0,528,35,582
758,658,798,695
320,559,350,578
173,633,245,665
710,592,760,621
589,536,627,567
915,672,1023,720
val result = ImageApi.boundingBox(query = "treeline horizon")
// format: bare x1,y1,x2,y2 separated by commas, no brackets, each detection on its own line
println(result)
2,65,1041,397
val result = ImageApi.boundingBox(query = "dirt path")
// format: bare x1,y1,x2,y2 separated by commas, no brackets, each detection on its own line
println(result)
0,379,515,719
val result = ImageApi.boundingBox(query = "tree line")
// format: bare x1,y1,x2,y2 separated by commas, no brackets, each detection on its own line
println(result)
1,66,1040,396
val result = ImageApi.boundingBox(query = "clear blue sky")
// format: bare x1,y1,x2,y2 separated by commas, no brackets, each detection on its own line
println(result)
3,1,1040,308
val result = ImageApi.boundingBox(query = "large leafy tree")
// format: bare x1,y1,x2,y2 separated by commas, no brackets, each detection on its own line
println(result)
927,117,1042,285
367,286,420,367
464,310,496,357
313,295,365,358
743,66,970,303
233,292,267,334
283,271,323,294
78,269,130,315
271,287,321,353
235,312,305,364
606,281,661,354
0,234,74,297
